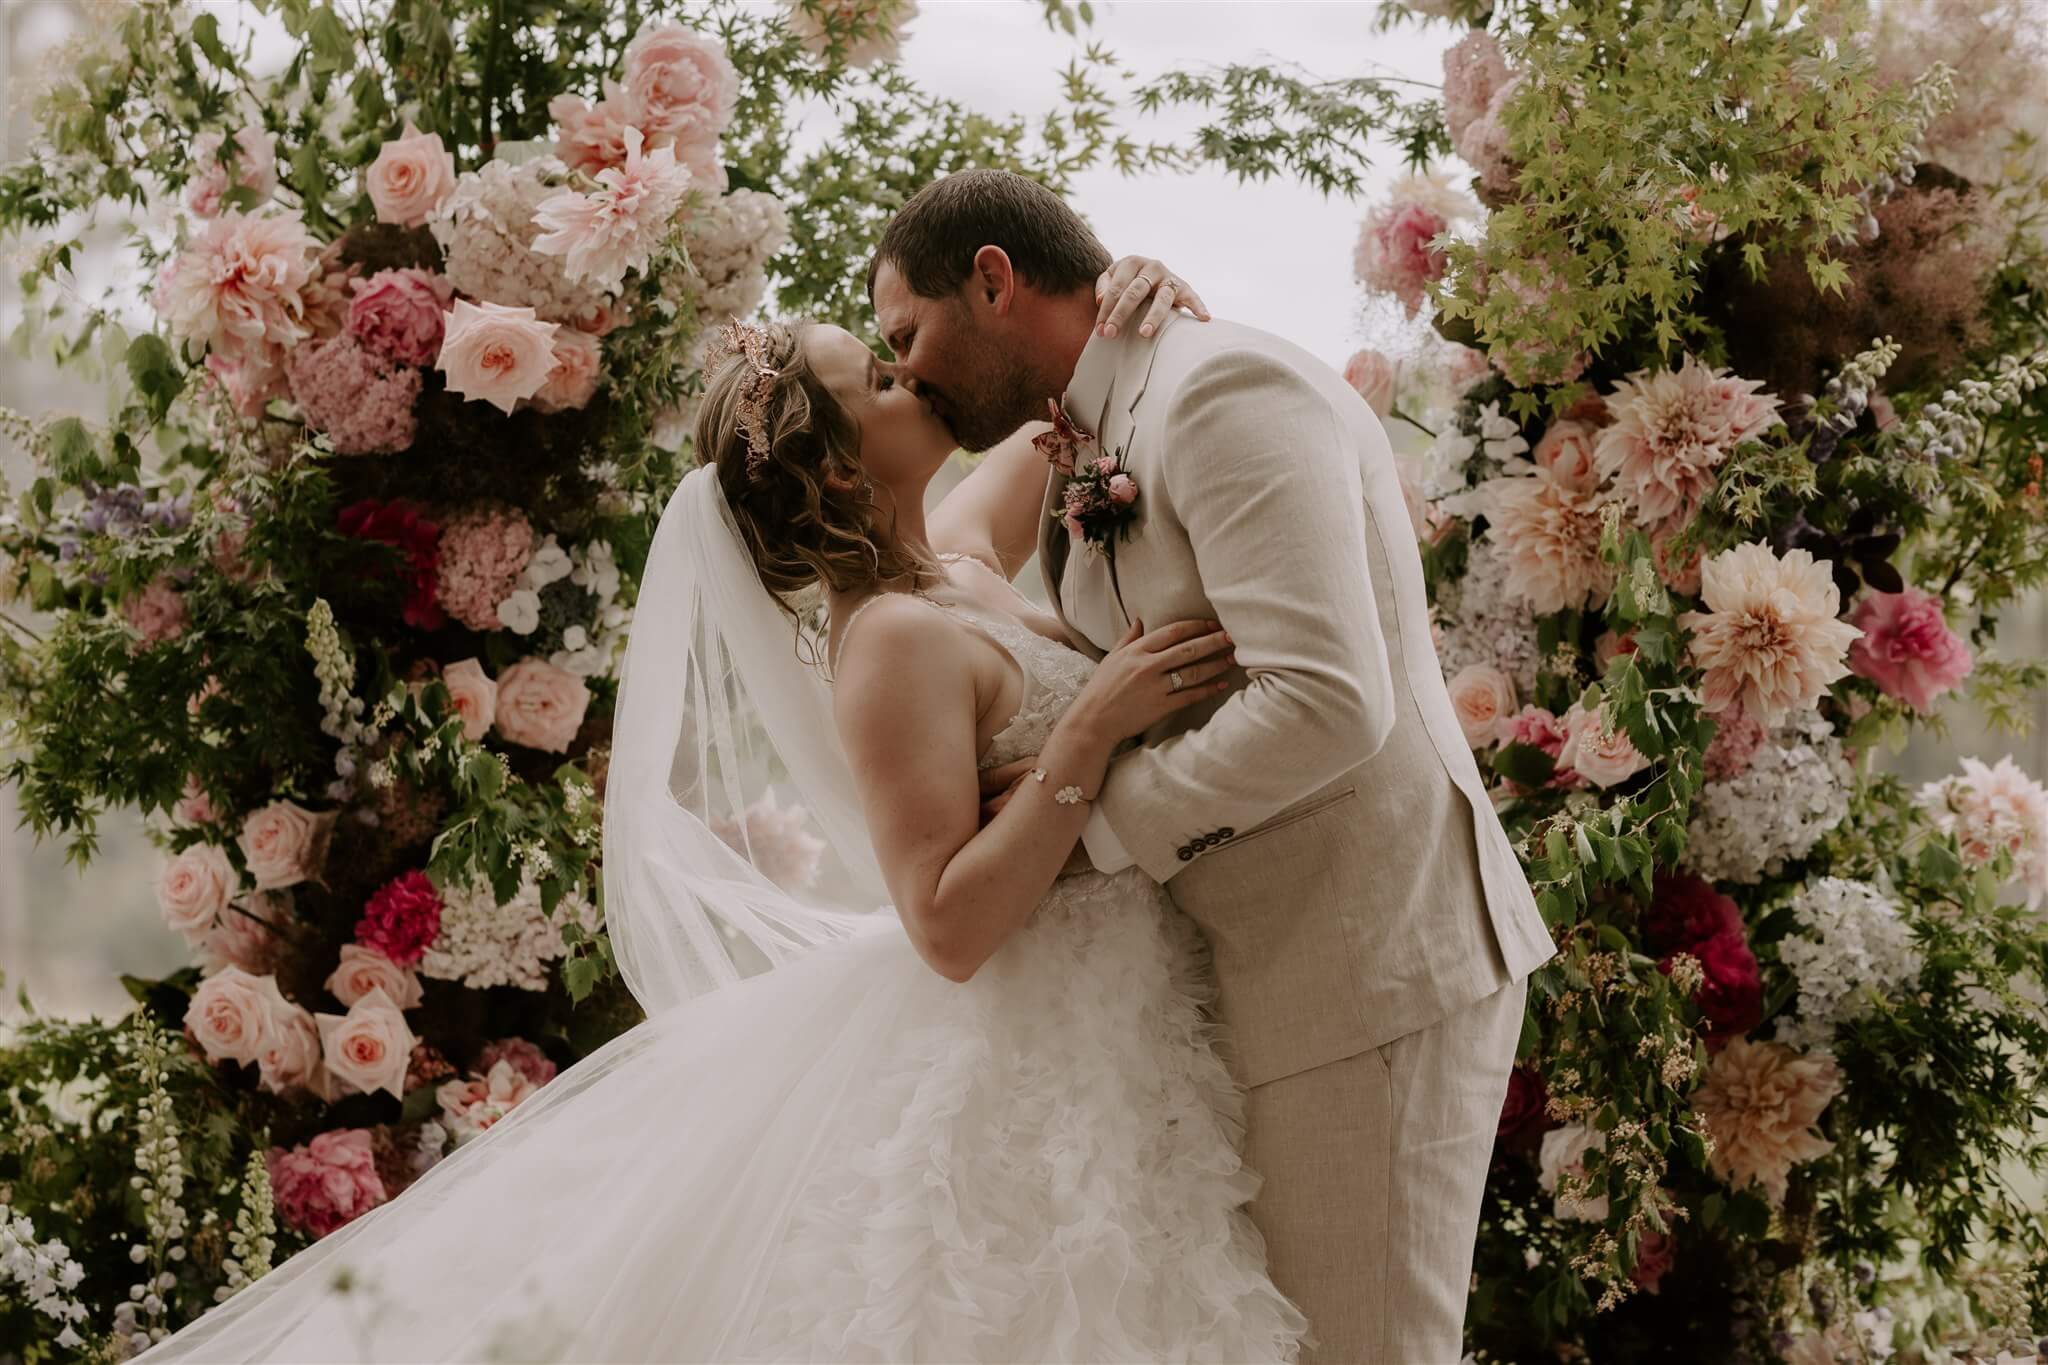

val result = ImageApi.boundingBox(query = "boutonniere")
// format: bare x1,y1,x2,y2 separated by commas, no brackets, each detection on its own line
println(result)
1035,398,1140,554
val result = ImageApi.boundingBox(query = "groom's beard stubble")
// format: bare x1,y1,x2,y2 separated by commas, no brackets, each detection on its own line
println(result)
935,331,1050,454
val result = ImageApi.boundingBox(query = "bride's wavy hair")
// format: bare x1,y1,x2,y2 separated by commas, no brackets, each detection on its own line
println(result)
695,321,930,642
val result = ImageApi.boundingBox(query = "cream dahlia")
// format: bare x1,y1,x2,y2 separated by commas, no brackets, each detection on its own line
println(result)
1594,356,1779,525
1678,542,1862,725
1691,1036,1841,1205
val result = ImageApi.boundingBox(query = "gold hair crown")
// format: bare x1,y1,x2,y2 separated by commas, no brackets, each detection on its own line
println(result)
704,318,780,478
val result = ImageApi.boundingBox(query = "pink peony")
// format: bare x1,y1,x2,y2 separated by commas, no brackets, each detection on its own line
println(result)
1447,664,1517,749
1692,1037,1841,1205
1846,587,1974,714
437,299,560,415
493,657,591,753
355,870,444,967
120,573,189,647
622,22,739,160
153,210,320,365
237,798,337,891
476,1036,558,1087
285,332,422,456
549,83,642,177
364,123,456,228
1442,30,1512,149
1342,348,1398,417
529,327,604,414
346,268,455,367
712,793,829,892
1558,699,1651,788
185,965,277,1066
315,984,419,1101
266,1129,388,1238
784,0,919,68
434,507,535,632
156,842,238,936
1594,356,1780,526
1917,755,2048,910
1354,199,1450,319
186,125,278,219
531,127,695,294
325,942,425,1011
1480,468,1615,616
1678,542,1862,725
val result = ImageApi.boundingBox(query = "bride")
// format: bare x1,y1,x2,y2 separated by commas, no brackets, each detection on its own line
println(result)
132,270,1313,1363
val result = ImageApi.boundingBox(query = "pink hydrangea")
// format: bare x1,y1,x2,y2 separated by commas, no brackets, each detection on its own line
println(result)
286,332,422,456
1595,356,1780,526
1442,30,1511,150
354,870,444,967
346,268,455,367
476,1036,558,1087
1702,700,1767,781
120,573,189,647
1846,587,1974,714
1454,74,1525,201
1354,200,1450,319
434,506,536,632
153,210,320,365
266,1129,388,1238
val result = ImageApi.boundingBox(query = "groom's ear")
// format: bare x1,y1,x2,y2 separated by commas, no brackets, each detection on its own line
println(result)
969,246,1016,315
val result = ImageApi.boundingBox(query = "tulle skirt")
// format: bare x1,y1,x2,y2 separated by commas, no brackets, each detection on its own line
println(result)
135,870,1310,1363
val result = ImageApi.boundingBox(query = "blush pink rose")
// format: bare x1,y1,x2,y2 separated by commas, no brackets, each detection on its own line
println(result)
622,22,739,158
347,268,455,367
1533,419,1601,493
1594,629,1639,675
325,943,425,1011
185,965,278,1066
157,842,238,936
493,657,591,753
1107,473,1138,505
436,1058,541,1144
1447,664,1517,748
315,985,420,1101
432,657,498,741
1559,699,1651,788
1847,587,1974,714
1630,1230,1676,1294
1343,348,1398,417
191,892,291,976
437,299,561,415
173,773,221,826
237,798,338,891
251,981,328,1098
528,327,604,414
477,1036,558,1087
364,123,456,228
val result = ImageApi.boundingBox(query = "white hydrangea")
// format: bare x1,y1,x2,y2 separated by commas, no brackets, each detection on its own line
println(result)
680,188,791,323
1774,877,1919,1049
1684,710,1852,884
551,538,629,679
428,158,610,324
1433,535,1542,697
417,870,603,992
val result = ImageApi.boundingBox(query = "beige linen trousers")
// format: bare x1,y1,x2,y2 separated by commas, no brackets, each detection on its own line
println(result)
1038,314,1558,1362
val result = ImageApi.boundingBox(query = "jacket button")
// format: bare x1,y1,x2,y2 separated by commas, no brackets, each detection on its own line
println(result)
1177,847,1194,862
1218,828,1235,839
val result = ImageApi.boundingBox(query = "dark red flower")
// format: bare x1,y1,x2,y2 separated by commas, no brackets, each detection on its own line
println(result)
1660,928,1763,1051
355,869,444,967
1642,872,1743,955
1496,1065,1552,1153
338,496,445,630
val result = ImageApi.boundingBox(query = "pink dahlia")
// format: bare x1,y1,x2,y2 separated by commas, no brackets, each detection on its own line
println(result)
355,870,444,967
266,1129,388,1238
1594,356,1780,526
285,332,422,456
532,127,695,294
1702,700,1766,781
338,497,445,631
1691,1037,1841,1205
1917,755,2048,910
434,506,535,633
1678,542,1862,725
346,268,455,368
1354,199,1450,319
1846,586,1974,714
153,210,320,365
1481,467,1615,616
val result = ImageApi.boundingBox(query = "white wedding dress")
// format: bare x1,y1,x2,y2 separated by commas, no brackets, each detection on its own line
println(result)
137,591,1310,1364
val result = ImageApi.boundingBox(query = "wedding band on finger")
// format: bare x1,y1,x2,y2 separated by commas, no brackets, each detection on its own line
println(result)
1168,669,1186,693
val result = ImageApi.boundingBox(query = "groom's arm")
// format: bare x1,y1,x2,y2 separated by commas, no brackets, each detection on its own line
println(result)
1093,349,1397,883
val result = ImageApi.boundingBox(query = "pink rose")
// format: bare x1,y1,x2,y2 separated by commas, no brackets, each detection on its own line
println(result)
191,892,291,976
1594,629,1638,675
1092,455,1119,477
493,657,591,753
266,1130,386,1238
437,299,560,415
436,1058,541,1144
364,123,456,228
529,327,604,414
1447,664,1517,749
549,85,641,176
315,985,420,1101
251,983,327,1097
1847,587,1974,714
1107,473,1138,505
1533,419,1601,493
622,22,739,156
347,268,454,367
1342,348,1398,417
186,124,278,219
173,773,220,826
1558,699,1651,788
1630,1230,1676,1294
157,842,238,936
325,943,425,1011
185,965,277,1066
237,798,338,890
437,658,498,741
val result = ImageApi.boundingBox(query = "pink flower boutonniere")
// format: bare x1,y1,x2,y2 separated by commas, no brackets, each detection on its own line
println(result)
1036,398,1141,555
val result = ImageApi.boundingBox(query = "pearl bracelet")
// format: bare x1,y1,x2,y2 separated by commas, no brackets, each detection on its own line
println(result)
1031,767,1090,806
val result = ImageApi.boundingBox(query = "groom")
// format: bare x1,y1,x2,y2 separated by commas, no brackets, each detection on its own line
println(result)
869,170,1556,1363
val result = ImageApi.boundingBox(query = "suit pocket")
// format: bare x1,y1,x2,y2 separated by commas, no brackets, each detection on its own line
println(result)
1225,785,1359,852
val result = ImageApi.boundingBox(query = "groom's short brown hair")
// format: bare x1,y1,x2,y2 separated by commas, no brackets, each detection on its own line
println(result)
867,169,1111,301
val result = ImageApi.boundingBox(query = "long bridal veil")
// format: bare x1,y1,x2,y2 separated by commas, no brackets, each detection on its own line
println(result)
134,466,922,1362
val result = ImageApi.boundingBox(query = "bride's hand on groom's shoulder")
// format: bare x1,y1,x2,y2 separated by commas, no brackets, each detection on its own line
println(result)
1096,256,1211,340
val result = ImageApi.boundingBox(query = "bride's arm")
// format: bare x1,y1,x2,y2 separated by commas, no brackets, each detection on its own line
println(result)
929,257,1211,579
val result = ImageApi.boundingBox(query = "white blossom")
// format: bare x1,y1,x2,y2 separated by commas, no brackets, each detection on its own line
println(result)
1684,710,1851,884
417,871,603,992
1775,877,1919,1048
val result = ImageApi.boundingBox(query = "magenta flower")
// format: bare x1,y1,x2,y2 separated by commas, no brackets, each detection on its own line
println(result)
355,870,445,967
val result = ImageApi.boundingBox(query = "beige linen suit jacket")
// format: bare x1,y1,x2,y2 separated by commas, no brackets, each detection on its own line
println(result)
1038,315,1557,1090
